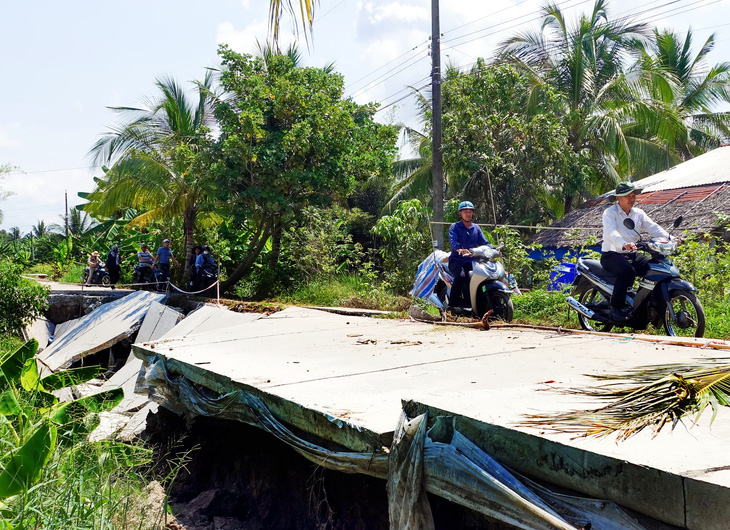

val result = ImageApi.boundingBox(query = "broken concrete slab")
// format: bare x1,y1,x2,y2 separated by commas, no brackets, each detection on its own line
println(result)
22,317,55,352
133,306,730,529
88,411,131,443
117,402,159,441
38,290,165,374
160,304,261,339
53,317,80,342
135,301,183,345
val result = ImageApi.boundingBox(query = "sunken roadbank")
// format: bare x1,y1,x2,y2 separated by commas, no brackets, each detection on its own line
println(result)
132,305,730,530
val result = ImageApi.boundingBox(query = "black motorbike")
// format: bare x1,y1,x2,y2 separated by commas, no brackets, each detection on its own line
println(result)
133,264,166,291
566,216,705,337
197,264,218,291
81,262,111,287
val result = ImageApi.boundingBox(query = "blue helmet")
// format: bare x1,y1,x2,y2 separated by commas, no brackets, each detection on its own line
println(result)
458,201,475,212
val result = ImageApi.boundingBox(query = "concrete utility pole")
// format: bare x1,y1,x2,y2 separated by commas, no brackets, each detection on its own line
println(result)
431,0,444,249
65,190,69,241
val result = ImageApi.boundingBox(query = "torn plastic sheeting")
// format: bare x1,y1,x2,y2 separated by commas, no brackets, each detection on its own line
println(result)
142,356,655,530
387,412,435,530
142,357,389,478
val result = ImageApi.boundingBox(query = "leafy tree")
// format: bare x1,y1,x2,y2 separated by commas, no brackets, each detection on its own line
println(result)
498,0,653,209
85,73,218,283
0,261,49,333
211,45,398,293
0,163,16,224
441,62,578,224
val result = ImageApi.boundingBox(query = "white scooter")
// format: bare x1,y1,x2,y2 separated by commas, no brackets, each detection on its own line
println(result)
415,246,517,322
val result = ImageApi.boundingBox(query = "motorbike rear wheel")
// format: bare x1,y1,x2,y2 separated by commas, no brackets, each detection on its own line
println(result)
664,290,705,338
575,284,614,333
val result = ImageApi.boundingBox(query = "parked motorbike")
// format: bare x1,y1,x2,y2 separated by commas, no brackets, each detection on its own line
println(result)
81,262,111,287
425,245,516,322
197,264,218,291
566,216,705,337
133,264,166,291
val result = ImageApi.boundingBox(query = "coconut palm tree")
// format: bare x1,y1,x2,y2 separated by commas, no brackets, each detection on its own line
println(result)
32,220,48,239
498,0,656,210
85,73,218,283
268,0,317,46
634,29,730,161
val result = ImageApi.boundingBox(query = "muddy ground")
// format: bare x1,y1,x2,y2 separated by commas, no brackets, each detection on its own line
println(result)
145,407,512,530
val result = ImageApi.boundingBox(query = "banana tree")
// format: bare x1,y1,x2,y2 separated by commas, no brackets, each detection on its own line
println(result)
0,340,137,500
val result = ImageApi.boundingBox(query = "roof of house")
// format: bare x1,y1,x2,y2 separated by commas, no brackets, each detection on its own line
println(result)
531,147,730,249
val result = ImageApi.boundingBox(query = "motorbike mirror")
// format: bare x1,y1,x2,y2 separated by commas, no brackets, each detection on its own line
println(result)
673,216,683,228
622,218,636,231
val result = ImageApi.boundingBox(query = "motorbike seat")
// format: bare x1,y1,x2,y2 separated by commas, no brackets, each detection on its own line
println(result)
580,258,619,283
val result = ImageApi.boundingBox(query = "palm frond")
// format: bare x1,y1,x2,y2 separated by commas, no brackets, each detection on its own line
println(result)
522,363,730,441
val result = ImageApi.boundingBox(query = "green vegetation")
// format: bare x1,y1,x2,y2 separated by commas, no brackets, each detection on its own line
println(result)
0,339,160,528
0,261,49,334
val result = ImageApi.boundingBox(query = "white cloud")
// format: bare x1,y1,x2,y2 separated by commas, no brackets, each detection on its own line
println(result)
0,127,21,149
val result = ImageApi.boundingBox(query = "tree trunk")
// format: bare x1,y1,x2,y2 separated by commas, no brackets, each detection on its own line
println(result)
182,208,197,285
219,220,273,294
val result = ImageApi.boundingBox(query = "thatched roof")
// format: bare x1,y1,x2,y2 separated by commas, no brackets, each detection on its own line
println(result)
532,146,730,249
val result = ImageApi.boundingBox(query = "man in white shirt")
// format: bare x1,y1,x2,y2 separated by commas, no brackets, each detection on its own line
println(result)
601,182,669,321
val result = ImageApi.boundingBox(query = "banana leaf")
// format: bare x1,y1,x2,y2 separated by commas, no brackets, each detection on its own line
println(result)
40,366,101,391
0,421,57,499
0,340,38,390
49,388,124,425
0,385,21,417
19,357,39,393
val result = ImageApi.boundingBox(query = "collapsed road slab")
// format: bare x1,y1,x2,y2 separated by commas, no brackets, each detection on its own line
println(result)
39,290,164,373
159,304,261,339
22,317,55,352
133,307,730,529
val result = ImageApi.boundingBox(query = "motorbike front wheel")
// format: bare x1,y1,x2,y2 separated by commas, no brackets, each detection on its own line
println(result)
575,284,614,333
476,291,514,322
664,290,705,338
101,275,111,287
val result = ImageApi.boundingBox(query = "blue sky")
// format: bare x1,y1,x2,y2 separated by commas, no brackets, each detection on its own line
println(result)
2,0,729,233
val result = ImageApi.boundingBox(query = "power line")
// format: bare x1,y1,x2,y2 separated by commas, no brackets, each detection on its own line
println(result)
3,166,97,176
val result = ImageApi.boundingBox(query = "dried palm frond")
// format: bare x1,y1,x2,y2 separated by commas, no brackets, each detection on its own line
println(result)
522,364,730,441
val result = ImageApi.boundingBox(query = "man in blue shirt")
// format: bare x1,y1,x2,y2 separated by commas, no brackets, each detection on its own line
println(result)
448,201,490,309
153,239,179,282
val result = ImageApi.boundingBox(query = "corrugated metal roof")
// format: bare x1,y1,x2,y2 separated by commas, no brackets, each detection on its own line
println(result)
637,184,727,204
634,146,730,192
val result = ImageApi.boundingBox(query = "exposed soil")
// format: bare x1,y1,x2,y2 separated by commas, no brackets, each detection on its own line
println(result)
145,408,512,530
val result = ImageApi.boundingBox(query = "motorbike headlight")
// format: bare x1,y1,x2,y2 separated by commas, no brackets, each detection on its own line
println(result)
647,238,676,256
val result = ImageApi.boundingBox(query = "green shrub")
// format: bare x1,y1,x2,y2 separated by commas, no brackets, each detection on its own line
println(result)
372,199,432,293
0,260,49,333
513,289,575,327
59,264,86,284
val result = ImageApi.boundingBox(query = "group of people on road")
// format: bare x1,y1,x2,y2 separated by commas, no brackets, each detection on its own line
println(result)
84,239,216,291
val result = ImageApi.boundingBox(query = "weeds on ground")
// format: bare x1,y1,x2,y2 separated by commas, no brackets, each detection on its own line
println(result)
513,290,576,328
59,264,86,284
282,273,410,312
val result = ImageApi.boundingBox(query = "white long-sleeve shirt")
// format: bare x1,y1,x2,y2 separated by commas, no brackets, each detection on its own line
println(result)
601,203,668,253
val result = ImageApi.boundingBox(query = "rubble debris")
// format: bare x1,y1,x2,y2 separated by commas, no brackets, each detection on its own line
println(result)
38,290,165,374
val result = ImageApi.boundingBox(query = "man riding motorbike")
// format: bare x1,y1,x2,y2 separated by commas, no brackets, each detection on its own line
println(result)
134,243,155,283
601,182,673,322
448,201,492,310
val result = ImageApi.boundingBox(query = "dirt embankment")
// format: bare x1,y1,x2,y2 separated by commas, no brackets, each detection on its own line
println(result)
145,408,510,530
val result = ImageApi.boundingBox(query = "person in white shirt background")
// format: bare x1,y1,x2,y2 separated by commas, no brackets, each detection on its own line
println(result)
600,182,670,322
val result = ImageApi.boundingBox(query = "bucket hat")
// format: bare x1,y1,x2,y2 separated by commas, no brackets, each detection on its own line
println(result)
615,182,643,197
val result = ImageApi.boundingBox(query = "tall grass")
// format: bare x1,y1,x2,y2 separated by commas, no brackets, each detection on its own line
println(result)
281,274,410,312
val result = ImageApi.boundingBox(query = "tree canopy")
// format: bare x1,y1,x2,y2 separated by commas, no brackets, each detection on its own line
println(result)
210,45,398,291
